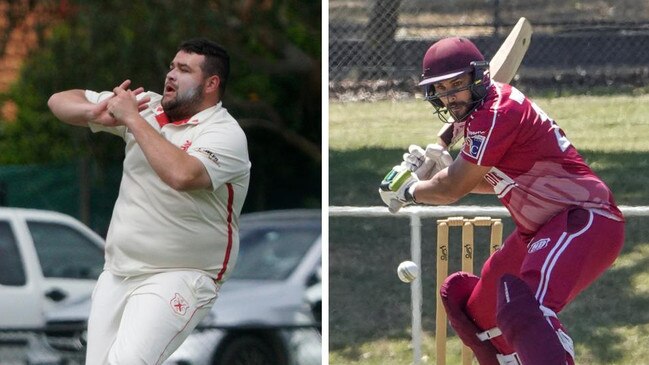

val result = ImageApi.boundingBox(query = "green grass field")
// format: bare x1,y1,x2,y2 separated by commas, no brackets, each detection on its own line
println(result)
329,94,649,365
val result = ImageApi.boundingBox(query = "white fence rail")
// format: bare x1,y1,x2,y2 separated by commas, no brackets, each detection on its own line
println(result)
329,205,649,364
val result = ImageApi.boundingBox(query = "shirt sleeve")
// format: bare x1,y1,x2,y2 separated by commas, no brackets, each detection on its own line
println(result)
187,125,251,191
84,90,128,139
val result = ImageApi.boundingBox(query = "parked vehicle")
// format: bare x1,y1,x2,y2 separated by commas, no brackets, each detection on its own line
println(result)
39,209,322,365
0,207,105,363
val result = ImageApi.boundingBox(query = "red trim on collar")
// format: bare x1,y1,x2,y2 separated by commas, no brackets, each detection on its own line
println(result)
154,113,191,128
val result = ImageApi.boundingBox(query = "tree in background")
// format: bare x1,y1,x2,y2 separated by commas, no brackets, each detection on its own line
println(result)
0,0,321,220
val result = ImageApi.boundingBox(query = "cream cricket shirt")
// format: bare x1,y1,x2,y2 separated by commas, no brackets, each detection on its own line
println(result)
86,90,251,281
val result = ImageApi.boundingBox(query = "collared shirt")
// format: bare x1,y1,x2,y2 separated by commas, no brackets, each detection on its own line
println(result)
459,82,623,236
86,90,251,281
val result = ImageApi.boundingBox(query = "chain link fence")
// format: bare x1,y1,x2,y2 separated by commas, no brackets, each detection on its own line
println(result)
330,0,649,98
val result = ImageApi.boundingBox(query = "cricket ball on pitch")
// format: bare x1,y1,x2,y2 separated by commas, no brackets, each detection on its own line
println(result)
397,260,419,283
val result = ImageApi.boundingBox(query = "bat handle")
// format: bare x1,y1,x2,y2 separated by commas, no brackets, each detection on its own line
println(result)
437,123,454,148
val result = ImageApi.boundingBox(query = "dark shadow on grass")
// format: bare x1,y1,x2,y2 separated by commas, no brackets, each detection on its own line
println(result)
329,148,649,363
329,148,649,206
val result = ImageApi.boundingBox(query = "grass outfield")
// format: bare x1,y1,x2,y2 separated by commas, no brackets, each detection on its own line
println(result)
328,95,649,365
329,95,649,152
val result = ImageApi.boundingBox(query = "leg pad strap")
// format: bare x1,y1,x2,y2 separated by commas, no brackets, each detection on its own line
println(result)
496,352,522,365
477,327,503,341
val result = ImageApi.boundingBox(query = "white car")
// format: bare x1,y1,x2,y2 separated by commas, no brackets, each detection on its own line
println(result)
40,209,322,365
0,207,105,364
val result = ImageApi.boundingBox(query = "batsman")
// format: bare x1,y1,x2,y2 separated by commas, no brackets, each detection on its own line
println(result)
379,36,625,364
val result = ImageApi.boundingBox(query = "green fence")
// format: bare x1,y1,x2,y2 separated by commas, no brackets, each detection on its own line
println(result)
0,162,122,236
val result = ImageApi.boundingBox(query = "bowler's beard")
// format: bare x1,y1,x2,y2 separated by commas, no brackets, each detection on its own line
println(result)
161,84,204,122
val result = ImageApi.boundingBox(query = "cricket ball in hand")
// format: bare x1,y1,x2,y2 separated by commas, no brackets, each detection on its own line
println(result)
397,260,419,283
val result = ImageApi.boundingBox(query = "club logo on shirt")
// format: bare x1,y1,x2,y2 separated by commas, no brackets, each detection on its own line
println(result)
463,134,485,159
170,293,189,316
180,140,192,151
528,238,551,253
197,147,221,166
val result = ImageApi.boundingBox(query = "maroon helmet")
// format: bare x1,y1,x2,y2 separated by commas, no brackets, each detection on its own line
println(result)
418,37,490,123
419,37,485,86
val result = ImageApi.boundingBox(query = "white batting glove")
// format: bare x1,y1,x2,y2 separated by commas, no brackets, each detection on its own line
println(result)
378,165,420,213
402,144,453,180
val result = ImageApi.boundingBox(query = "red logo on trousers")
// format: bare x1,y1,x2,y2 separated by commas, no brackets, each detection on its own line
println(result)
170,293,189,315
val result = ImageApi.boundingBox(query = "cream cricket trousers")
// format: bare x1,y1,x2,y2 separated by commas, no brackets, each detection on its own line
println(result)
85,270,220,365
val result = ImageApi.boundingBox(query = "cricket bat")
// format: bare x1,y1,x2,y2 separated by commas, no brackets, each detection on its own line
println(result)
437,17,533,148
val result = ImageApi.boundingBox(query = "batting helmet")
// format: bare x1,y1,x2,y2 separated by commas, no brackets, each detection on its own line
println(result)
419,37,485,86
419,37,490,122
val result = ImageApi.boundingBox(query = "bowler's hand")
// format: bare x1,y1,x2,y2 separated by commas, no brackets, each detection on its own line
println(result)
106,80,150,126
92,80,150,126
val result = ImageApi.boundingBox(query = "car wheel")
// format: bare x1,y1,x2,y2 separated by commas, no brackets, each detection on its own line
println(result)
215,335,281,365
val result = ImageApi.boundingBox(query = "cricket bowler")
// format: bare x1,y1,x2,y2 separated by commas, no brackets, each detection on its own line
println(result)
48,38,251,364
379,37,624,364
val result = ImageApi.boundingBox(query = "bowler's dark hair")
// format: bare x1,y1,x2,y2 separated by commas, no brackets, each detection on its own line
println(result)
179,38,230,96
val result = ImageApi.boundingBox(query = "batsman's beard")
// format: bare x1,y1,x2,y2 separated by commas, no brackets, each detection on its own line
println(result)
447,101,469,120
441,97,483,124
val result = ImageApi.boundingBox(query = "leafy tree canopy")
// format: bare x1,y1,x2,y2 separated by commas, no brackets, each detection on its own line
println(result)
0,0,321,210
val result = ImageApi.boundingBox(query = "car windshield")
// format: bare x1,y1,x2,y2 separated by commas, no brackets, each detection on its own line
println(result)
230,225,319,280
